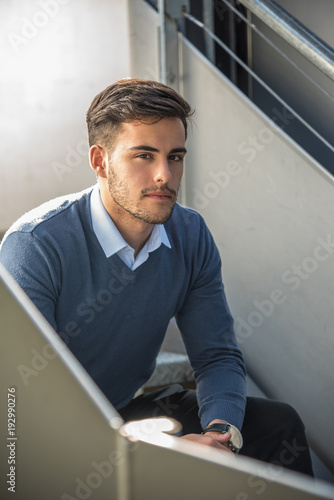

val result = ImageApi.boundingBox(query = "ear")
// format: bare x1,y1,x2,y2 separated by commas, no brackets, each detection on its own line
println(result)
89,145,108,178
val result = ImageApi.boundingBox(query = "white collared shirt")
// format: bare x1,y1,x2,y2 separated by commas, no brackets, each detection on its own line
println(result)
90,185,171,270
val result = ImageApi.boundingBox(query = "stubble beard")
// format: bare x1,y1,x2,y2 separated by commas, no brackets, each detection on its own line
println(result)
107,167,178,225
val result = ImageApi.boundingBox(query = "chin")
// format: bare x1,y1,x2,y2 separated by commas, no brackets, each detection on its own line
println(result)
134,206,175,225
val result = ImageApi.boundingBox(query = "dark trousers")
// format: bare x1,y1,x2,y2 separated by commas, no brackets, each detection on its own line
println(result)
119,384,314,477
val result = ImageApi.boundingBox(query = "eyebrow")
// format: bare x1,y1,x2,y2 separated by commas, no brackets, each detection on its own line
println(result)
129,145,187,155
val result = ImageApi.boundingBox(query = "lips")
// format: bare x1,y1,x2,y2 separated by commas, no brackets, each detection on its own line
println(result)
144,190,173,200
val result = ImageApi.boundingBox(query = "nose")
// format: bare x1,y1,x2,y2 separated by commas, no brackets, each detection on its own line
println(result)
153,158,172,184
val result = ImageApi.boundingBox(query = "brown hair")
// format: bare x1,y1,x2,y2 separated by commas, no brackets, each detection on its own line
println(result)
86,78,194,149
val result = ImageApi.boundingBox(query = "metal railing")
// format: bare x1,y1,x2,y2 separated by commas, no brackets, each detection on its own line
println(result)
238,0,334,81
181,0,334,155
221,0,333,101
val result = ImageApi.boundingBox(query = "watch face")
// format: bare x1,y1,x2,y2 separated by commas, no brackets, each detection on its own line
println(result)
229,425,243,450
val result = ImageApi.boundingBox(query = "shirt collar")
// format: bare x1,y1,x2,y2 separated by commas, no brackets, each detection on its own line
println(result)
90,184,171,258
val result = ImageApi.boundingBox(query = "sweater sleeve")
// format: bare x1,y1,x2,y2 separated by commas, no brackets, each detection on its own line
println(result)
0,231,60,332
175,220,246,431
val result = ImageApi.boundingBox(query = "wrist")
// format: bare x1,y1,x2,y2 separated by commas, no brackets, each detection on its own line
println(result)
208,419,229,426
202,422,243,454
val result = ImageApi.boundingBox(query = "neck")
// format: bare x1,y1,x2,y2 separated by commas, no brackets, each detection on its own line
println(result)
112,210,154,257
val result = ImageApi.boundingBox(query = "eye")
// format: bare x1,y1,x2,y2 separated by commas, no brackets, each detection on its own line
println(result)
169,154,184,162
137,153,153,159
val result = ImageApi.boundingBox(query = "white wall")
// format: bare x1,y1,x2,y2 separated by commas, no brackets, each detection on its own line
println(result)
0,0,130,233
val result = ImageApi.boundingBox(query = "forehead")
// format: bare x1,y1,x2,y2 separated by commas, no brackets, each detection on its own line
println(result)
114,117,186,148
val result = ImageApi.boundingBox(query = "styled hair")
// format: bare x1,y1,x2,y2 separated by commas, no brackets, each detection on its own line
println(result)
86,78,194,149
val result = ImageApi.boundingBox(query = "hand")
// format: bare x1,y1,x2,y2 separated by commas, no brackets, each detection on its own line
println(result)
204,419,232,448
180,432,234,456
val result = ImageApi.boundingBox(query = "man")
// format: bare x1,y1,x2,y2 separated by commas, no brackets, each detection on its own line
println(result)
0,78,313,473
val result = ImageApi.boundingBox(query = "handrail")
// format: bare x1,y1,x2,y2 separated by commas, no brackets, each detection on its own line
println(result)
238,0,334,81
221,0,333,101
183,11,334,153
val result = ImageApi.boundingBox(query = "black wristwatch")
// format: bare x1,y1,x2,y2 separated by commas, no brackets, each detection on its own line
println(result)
201,422,243,454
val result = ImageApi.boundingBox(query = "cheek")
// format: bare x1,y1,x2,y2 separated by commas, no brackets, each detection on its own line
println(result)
173,167,184,184
130,169,152,186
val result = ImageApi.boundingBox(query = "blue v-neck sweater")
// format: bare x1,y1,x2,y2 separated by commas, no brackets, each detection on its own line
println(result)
0,187,246,430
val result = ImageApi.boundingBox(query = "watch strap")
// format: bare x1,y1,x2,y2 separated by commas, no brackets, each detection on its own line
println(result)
202,423,230,435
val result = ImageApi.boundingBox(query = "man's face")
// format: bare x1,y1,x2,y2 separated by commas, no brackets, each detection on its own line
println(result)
105,117,187,225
